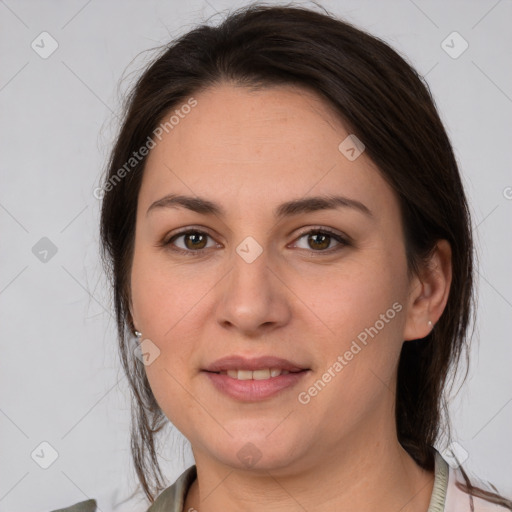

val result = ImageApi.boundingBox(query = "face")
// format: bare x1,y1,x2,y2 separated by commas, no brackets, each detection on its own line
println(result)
130,83,418,474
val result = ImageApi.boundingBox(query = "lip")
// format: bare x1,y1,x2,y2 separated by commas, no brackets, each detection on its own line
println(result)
203,370,309,401
203,355,308,373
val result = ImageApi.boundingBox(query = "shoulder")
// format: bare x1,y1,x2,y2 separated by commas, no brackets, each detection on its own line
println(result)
445,465,511,512
48,466,197,512
50,499,97,512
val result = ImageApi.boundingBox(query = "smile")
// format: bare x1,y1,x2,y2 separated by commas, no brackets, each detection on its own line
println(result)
203,369,309,401
216,368,293,380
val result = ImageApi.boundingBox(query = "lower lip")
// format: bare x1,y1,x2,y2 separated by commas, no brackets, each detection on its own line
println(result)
203,370,309,401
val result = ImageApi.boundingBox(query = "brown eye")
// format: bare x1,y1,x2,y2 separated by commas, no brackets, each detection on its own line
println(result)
307,232,331,250
164,230,215,254
182,232,208,250
162,227,349,256
293,228,350,253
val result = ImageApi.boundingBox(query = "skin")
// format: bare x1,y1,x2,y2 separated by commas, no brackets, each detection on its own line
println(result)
129,83,452,512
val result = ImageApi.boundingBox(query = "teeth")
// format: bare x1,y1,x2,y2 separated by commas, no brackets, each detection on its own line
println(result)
237,370,252,381
223,368,291,380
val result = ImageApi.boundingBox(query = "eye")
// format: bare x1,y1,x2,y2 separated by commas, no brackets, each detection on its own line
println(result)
292,228,350,253
160,227,350,256
162,229,218,255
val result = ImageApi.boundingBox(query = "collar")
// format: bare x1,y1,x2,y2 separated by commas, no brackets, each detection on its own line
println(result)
146,464,197,512
427,449,450,511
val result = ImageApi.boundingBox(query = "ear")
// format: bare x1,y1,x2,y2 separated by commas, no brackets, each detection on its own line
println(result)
403,239,452,341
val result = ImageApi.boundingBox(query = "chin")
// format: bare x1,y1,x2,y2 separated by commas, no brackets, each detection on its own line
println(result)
206,430,305,472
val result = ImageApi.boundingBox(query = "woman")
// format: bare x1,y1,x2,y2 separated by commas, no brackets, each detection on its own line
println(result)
55,3,511,511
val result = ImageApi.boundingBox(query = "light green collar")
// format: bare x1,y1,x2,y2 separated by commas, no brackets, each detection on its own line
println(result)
427,449,449,511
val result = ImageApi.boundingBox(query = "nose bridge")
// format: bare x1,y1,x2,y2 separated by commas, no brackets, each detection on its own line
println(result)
216,236,289,333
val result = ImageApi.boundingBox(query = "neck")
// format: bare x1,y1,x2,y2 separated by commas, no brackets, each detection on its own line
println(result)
184,431,435,512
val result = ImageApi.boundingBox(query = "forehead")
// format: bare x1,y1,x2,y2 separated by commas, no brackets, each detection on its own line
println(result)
139,82,397,219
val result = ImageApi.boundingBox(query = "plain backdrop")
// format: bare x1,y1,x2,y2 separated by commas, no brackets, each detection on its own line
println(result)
1,0,511,510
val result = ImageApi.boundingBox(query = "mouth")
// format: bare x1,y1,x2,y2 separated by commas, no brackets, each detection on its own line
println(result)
201,355,310,401
203,355,309,375
204,368,306,380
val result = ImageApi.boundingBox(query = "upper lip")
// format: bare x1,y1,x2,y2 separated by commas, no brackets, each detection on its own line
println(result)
203,355,308,373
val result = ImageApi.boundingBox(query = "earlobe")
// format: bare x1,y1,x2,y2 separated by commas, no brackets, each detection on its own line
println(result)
403,239,452,341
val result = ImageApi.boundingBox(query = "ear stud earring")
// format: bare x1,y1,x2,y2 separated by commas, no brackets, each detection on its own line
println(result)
134,330,142,338
427,320,433,330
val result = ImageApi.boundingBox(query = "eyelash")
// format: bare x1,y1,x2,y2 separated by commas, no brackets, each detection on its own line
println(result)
160,227,351,257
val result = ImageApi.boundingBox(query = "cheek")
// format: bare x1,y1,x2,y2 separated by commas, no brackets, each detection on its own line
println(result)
132,264,202,431
295,275,406,439
295,252,407,344
295,248,408,403
130,248,211,377
130,246,207,335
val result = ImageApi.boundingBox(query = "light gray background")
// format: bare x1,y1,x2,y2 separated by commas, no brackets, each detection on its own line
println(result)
1,0,511,510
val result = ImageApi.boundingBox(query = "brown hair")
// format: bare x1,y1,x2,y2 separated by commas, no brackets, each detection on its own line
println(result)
99,2,511,507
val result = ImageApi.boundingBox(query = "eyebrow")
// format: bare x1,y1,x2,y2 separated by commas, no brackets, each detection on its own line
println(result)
146,193,373,219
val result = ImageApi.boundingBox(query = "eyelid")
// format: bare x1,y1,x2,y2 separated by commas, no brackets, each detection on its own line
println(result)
291,226,351,244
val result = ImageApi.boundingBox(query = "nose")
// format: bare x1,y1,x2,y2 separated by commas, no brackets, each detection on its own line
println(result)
215,245,292,336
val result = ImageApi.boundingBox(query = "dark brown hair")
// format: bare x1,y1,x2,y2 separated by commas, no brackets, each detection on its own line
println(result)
99,2,511,507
